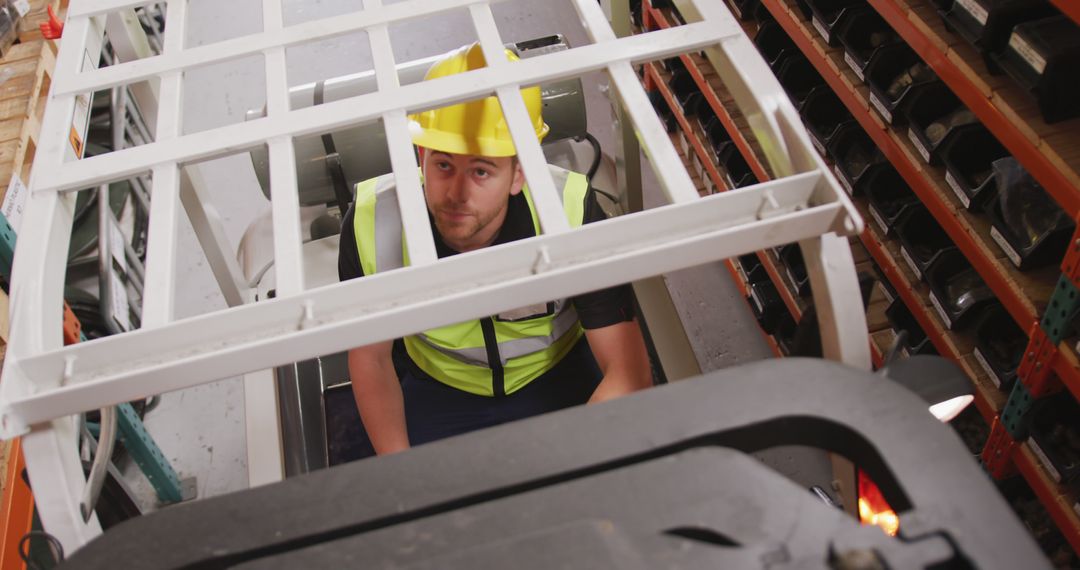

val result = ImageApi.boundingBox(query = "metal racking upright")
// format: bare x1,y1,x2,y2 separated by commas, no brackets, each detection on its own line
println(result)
663,0,1080,554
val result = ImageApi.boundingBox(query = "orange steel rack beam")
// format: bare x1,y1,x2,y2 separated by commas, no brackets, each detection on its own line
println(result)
647,6,774,183
1050,0,1080,26
0,439,34,570
867,0,1080,217
645,58,806,323
857,207,1004,424
759,0,1051,334
642,14,897,366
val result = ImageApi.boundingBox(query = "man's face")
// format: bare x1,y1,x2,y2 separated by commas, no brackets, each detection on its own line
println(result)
421,148,524,252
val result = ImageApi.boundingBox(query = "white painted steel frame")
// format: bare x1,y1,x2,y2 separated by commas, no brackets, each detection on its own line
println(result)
2,0,867,552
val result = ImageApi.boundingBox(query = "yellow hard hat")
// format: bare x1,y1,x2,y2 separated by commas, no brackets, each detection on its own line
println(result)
408,42,549,157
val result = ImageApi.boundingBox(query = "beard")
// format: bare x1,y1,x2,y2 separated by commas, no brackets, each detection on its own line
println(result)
433,204,504,251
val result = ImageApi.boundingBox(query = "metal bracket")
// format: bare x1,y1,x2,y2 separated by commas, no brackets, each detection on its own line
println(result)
0,210,16,282
115,402,186,505
999,381,1035,441
1040,274,1080,345
1017,323,1064,398
980,417,1019,480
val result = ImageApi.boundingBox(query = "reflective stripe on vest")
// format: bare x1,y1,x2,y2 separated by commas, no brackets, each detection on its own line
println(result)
353,165,590,396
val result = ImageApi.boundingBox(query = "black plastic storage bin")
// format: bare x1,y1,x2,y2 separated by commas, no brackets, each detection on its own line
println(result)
931,0,957,11
827,122,884,196
861,163,919,236
972,303,1025,392
722,150,757,189
689,96,715,136
703,114,735,165
836,5,902,82
648,90,678,133
942,0,1057,68
885,298,938,355
905,81,979,165
729,0,762,21
669,68,703,117
1027,394,1080,487
737,253,763,284
983,157,1075,271
754,20,798,70
775,54,825,107
864,43,939,125
925,249,996,330
748,278,786,335
992,15,1080,123
805,0,864,45
778,244,811,297
773,312,800,355
894,206,958,281
939,124,1009,210
800,86,855,156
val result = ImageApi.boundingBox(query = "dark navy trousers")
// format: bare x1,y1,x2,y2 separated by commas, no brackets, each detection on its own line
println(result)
327,338,603,464
403,338,603,446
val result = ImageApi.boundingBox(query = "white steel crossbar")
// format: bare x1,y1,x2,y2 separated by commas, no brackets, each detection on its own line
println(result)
36,23,731,196
4,173,838,429
4,0,867,553
59,0,513,95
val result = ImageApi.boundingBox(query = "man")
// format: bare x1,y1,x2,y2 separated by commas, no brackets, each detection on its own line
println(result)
338,42,651,456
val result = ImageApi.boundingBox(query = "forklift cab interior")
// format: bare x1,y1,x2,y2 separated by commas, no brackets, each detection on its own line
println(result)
241,35,616,475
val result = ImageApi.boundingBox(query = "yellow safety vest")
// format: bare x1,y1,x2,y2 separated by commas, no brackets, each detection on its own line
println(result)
353,166,591,397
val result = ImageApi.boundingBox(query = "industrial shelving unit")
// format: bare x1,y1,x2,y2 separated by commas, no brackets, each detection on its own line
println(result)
639,0,1080,556
641,4,886,365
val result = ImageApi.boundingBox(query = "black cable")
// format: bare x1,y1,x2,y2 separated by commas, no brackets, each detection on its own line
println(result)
19,530,64,569
576,132,619,204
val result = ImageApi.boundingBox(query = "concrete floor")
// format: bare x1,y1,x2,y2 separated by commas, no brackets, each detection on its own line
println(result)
116,0,830,514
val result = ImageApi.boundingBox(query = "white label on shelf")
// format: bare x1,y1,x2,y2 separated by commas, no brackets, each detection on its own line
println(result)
786,268,801,293
12,0,29,17
834,164,854,195
809,132,826,156
868,205,889,236
1029,438,1062,483
110,272,131,331
1009,32,1047,76
880,284,895,304
736,263,749,284
945,170,972,209
749,286,765,314
929,291,953,329
900,246,922,280
869,92,893,124
908,128,931,163
973,347,1002,388
955,0,989,25
1,173,28,235
679,132,690,156
990,226,1023,268
109,223,127,272
844,52,865,81
1074,501,1080,519
729,0,743,18
811,16,831,43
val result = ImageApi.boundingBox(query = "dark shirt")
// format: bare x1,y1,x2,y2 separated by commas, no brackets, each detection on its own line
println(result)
338,186,634,329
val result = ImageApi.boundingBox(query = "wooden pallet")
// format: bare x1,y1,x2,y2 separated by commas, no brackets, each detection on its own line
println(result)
0,38,55,203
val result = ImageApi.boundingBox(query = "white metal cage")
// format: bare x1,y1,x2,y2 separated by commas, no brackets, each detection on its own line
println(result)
1,0,868,552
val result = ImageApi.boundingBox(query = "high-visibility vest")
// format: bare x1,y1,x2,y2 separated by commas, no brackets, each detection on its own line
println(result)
353,165,591,397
